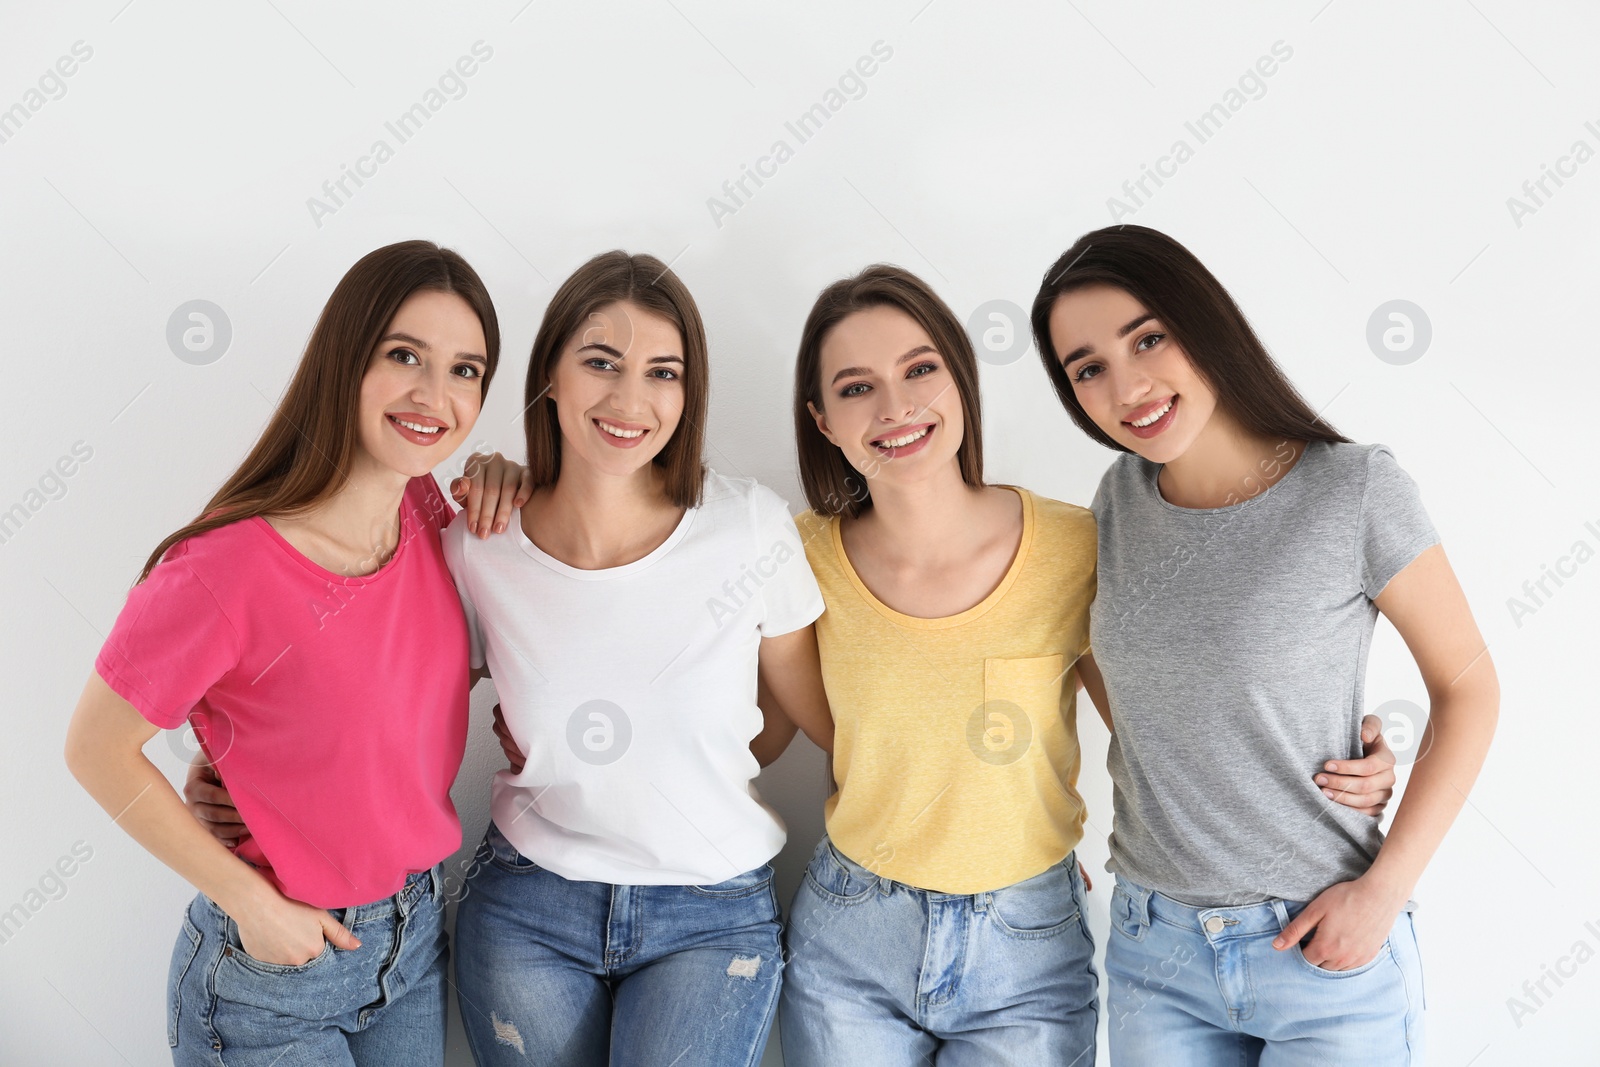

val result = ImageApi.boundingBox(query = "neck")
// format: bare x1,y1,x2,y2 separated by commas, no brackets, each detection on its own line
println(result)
540,457,677,561
298,452,411,567
1158,412,1302,509
854,459,989,561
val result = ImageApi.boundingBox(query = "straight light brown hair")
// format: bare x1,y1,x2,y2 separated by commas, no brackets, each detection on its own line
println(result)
523,250,708,508
792,265,985,519
139,240,501,581
1030,225,1348,452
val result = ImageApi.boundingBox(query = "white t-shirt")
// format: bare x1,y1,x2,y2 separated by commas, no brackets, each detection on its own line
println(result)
442,469,825,885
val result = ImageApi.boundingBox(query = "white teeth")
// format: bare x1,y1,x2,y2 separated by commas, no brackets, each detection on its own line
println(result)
394,417,442,434
1130,399,1173,428
877,426,930,449
597,421,645,439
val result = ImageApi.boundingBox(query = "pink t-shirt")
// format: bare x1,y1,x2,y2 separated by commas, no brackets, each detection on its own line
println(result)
95,476,469,909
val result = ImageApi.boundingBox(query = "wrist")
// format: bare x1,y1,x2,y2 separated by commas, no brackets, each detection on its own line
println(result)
212,866,278,922
1359,861,1415,907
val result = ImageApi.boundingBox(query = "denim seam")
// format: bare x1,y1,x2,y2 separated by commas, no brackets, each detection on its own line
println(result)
801,867,876,907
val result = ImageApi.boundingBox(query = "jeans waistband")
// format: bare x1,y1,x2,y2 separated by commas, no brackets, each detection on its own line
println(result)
1115,875,1293,940
822,837,1078,901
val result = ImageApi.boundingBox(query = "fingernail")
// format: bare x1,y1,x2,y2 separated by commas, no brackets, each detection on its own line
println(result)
495,522,505,533
1325,761,1338,771
1323,789,1335,798
1316,775,1327,785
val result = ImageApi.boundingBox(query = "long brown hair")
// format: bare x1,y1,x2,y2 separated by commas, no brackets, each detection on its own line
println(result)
139,240,501,581
1030,225,1348,452
793,264,984,519
523,250,708,508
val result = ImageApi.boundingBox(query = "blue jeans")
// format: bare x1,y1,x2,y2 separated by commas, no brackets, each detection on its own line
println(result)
779,837,1099,1066
453,820,784,1067
1106,874,1426,1065
167,865,449,1066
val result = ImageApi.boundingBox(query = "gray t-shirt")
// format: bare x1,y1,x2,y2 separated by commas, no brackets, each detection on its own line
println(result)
1091,441,1438,905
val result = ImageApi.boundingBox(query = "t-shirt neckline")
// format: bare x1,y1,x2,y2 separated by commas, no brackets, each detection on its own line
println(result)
514,501,698,580
1146,441,1315,517
830,486,1034,630
249,490,419,584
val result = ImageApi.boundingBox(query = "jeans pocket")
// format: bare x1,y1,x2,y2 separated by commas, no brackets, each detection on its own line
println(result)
687,863,774,899
988,861,1082,940
167,909,204,1047
1292,939,1393,978
802,842,879,906
484,820,539,873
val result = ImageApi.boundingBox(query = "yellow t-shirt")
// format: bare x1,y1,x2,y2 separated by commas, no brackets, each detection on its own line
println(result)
794,487,1097,894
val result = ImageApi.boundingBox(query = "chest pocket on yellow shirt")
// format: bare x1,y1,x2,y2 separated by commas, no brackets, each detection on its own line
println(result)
969,655,1065,766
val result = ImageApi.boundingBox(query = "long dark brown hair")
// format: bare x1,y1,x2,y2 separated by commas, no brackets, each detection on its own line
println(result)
793,265,985,519
522,250,708,508
1030,225,1348,452
139,240,501,581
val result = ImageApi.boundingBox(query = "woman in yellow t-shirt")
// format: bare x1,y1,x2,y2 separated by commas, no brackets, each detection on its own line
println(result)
771,264,1102,1064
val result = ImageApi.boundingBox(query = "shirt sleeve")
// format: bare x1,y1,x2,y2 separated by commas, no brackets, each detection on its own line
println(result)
1356,445,1440,599
751,485,826,638
440,511,488,669
94,556,241,730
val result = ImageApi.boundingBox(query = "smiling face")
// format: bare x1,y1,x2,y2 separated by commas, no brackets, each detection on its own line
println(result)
1046,284,1218,464
809,304,965,487
545,299,685,481
356,288,488,479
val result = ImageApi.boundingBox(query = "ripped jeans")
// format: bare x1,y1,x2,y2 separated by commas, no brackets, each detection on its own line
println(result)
453,820,783,1067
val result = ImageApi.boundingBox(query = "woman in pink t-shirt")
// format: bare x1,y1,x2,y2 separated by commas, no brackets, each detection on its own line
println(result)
64,240,503,1067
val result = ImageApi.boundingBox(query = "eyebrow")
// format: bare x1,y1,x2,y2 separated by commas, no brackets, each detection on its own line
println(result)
830,344,937,386
380,332,488,365
577,342,684,365
1060,313,1156,366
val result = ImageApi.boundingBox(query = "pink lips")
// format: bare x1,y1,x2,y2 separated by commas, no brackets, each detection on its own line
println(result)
594,418,650,449
386,412,450,446
871,422,935,458
1123,396,1178,440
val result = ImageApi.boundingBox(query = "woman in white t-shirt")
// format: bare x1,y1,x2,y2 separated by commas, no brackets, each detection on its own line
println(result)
445,250,831,1067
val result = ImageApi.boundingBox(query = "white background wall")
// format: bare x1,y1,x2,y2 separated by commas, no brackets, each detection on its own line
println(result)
3,1,1596,1063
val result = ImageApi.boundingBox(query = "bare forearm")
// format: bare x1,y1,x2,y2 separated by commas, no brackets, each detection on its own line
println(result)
67,746,274,917
1365,684,1498,897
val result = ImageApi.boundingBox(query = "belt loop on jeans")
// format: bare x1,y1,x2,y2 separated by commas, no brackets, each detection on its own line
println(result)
428,863,444,904
1126,879,1153,927
1268,898,1290,931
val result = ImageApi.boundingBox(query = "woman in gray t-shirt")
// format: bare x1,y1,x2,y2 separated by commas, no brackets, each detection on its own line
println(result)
1028,225,1497,1066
